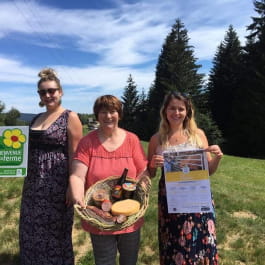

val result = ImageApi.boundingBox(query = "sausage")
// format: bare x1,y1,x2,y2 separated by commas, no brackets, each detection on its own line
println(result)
85,205,115,223
101,199,112,212
116,214,127,224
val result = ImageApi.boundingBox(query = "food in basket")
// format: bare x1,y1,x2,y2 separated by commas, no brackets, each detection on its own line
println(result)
92,189,109,207
86,205,115,223
111,168,128,200
85,205,128,224
111,199,140,216
74,175,151,231
122,182,136,199
116,214,127,224
101,199,112,212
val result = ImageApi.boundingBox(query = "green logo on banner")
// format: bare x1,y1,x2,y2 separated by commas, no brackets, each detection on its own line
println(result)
0,128,27,166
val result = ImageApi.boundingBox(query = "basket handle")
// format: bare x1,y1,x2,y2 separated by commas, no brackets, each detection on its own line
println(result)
74,204,82,210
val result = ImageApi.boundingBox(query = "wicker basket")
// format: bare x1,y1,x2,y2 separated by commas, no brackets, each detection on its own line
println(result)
74,175,151,231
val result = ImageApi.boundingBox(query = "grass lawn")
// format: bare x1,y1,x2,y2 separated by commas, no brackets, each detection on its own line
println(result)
0,140,264,265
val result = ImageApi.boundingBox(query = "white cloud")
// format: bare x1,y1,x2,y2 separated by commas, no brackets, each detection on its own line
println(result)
0,0,255,65
0,0,256,113
0,55,154,113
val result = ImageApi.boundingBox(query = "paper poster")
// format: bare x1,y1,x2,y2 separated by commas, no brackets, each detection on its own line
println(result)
0,126,29,177
163,149,213,213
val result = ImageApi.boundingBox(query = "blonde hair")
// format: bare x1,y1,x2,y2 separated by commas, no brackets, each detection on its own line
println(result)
37,68,62,90
158,92,202,148
37,68,62,107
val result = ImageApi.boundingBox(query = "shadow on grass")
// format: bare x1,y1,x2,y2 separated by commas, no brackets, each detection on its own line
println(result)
0,253,19,265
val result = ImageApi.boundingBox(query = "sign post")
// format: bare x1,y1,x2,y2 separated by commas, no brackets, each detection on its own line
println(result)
0,126,29,177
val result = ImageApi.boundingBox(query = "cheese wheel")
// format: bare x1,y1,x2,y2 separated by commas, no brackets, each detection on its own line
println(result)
111,199,140,216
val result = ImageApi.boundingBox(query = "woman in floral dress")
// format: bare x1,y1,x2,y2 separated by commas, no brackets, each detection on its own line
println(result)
19,68,82,265
148,92,223,265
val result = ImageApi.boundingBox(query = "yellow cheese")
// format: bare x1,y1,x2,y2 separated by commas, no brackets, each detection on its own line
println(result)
111,199,140,216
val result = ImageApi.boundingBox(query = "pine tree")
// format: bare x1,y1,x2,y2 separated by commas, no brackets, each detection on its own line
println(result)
134,88,150,140
0,101,5,125
207,25,243,152
120,74,139,133
230,0,265,157
4,107,20,126
147,19,221,143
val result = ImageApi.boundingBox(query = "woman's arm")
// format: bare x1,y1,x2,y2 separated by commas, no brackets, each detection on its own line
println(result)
67,111,83,173
69,160,88,208
197,129,223,175
147,133,164,178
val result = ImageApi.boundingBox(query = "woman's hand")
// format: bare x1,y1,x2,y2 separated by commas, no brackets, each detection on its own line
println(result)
68,160,87,208
149,154,164,168
205,145,223,175
205,145,223,159
68,176,85,208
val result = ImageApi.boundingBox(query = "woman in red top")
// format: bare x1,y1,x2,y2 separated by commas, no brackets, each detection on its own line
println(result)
69,95,149,265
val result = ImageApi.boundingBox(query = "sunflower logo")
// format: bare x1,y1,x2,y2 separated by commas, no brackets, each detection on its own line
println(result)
2,128,26,149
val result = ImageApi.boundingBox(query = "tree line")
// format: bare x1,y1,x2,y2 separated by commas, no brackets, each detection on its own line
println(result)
0,101,94,127
120,0,265,158
1,0,264,158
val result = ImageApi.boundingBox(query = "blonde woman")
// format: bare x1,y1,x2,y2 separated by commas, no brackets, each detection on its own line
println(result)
19,68,83,265
148,92,223,265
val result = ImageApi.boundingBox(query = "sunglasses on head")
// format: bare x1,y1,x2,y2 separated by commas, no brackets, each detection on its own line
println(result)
37,88,59,96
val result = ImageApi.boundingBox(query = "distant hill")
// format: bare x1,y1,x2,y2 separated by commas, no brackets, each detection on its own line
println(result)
19,113,37,123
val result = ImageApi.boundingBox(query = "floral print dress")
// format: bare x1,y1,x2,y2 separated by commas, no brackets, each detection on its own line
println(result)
158,144,218,265
19,110,74,265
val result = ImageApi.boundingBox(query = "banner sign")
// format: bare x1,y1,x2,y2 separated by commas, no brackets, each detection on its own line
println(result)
0,126,29,177
163,149,213,213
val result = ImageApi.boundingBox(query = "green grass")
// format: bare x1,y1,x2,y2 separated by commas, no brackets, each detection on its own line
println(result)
0,143,264,265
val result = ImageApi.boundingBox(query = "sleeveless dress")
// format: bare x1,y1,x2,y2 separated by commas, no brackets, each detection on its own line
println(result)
158,144,218,265
19,110,74,265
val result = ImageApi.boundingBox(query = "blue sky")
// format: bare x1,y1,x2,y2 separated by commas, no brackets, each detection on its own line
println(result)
0,0,256,114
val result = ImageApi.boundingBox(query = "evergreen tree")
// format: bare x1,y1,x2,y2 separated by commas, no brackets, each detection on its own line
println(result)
4,107,20,125
207,25,243,152
120,74,139,134
147,19,221,143
0,101,5,125
134,88,150,141
230,0,265,157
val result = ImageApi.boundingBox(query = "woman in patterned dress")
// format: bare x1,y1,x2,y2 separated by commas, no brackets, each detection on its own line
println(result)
148,92,223,265
19,68,83,265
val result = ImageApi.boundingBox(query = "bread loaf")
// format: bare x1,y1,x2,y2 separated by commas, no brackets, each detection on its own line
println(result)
111,199,140,216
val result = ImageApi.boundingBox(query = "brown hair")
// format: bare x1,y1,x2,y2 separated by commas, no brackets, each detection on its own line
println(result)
93,95,123,120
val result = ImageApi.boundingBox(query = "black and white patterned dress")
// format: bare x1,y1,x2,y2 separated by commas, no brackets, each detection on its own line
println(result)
19,110,74,265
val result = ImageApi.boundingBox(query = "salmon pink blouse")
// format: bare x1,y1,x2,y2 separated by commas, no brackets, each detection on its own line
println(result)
73,129,148,235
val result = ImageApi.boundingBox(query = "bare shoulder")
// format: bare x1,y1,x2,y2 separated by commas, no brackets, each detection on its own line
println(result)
196,128,209,147
67,111,82,134
149,132,159,144
68,111,80,121
149,133,160,150
196,128,206,138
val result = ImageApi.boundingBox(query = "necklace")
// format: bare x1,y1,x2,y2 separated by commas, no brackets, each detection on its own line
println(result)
168,130,187,145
